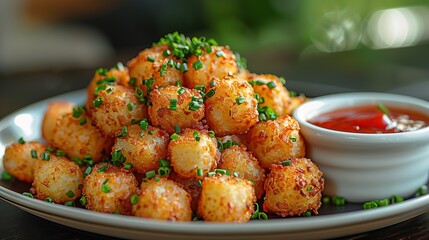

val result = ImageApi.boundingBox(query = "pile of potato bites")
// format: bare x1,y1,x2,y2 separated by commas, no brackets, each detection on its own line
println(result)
2,32,324,222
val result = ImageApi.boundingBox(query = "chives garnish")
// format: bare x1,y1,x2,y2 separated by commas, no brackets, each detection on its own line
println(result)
170,133,179,140
377,103,390,115
131,194,139,205
79,118,87,125
96,77,116,85
192,60,204,70
93,98,103,108
127,102,135,111
31,149,38,159
145,170,156,179
170,99,178,110
83,166,92,178
163,49,171,57
41,152,50,161
129,77,136,86
267,81,276,89
160,64,167,77
194,85,205,91
123,163,133,170
1,171,13,181
98,164,108,172
66,190,75,198
180,63,188,73
45,197,53,203
205,46,213,53
177,87,185,95
289,90,297,97
72,107,84,118
79,195,87,206
147,56,155,62
188,100,201,111
64,201,75,207
193,131,200,141
18,137,25,144
167,59,175,67
235,96,245,105
158,166,171,176
116,62,124,71
101,179,110,193
363,201,378,209
45,147,54,153
289,136,297,142
197,168,204,177
331,196,346,206
139,119,149,130
111,150,126,166
281,160,291,166
208,130,215,138
175,125,180,134
23,192,34,198
206,89,215,98
117,126,128,137
159,159,170,167
249,79,267,86
96,68,108,76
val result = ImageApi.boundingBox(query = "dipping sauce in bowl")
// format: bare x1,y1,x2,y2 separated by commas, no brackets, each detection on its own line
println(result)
293,92,429,202
308,104,429,134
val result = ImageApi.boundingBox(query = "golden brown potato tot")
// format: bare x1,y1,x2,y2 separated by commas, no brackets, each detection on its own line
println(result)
197,174,255,222
184,46,238,89
112,124,169,174
32,154,83,203
204,75,258,137
245,115,306,170
247,73,290,116
82,163,138,215
148,85,204,134
263,158,324,217
168,171,201,212
2,141,45,183
49,111,113,163
168,128,219,179
132,177,192,221
87,84,148,137
42,101,74,144
218,145,266,199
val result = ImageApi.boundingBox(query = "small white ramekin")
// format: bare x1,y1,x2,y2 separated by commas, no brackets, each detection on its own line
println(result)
293,92,429,202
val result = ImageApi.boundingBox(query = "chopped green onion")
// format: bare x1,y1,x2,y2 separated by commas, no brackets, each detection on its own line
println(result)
197,168,204,177
193,131,200,141
208,130,215,138
377,199,389,207
159,64,167,77
101,179,110,193
180,63,188,73
170,133,179,140
111,150,126,166
93,98,103,108
158,166,171,176
83,166,92,178
98,164,108,172
170,99,178,110
129,77,136,86
139,119,149,131
177,87,185,95
18,137,25,144
41,152,50,161
192,60,204,70
363,201,378,209
302,211,312,217
117,126,128,137
79,195,87,206
235,96,245,105
206,89,215,98
123,163,133,170
127,102,135,111
96,68,108,76
390,195,404,203
416,185,428,196
1,171,13,181
131,194,139,205
249,79,267,86
66,190,75,198
23,192,34,198
322,196,330,205
281,160,291,166
163,49,171,57
215,50,225,57
289,136,297,142
31,149,38,159
331,196,346,206
175,125,180,134
45,197,53,203
147,56,155,62
64,201,75,207
79,118,87,125
145,170,156,179
267,81,277,89
72,106,84,118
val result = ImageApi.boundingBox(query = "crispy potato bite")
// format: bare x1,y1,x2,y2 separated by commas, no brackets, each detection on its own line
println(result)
247,73,290,116
204,75,258,137
218,145,266,199
42,101,74,144
87,84,148,137
112,124,169,174
49,111,114,163
127,44,184,95
132,177,192,221
263,158,324,217
197,174,255,222
3,141,45,183
168,128,219,179
184,46,239,89
148,85,204,134
245,115,305,170
32,155,83,203
82,163,138,215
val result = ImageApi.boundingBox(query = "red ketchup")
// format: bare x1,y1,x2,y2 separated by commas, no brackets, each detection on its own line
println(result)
308,105,429,134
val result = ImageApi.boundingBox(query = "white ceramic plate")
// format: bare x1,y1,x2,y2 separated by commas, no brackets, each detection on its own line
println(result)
1,89,429,240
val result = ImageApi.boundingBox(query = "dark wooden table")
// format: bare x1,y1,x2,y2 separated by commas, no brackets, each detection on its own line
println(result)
1,71,428,240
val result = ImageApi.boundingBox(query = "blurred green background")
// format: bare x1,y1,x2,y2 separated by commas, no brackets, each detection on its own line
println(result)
1,0,428,117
